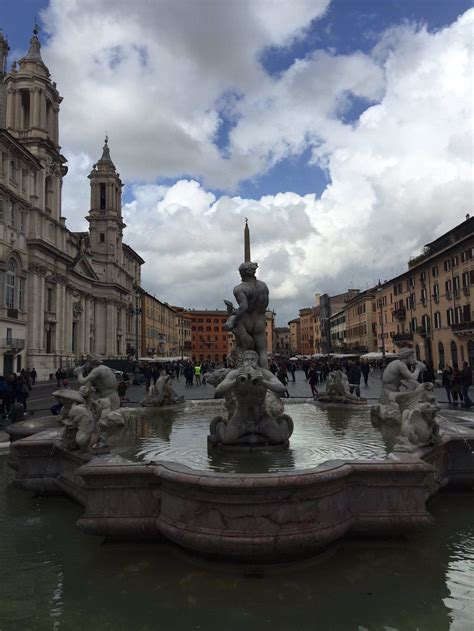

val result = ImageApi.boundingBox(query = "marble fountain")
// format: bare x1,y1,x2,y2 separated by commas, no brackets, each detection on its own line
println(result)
6,224,474,562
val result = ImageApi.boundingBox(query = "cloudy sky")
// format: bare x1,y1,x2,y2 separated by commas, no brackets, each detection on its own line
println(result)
3,0,473,324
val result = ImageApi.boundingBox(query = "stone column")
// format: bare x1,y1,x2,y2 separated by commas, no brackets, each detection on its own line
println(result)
106,302,116,355
40,93,47,130
14,90,21,129
83,295,92,355
6,87,15,129
32,89,40,128
27,264,48,352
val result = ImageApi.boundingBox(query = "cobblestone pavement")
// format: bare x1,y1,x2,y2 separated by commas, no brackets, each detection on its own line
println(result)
22,369,467,417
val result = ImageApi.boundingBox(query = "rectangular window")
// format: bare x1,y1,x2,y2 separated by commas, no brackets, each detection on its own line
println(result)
99,233,105,243
432,265,438,277
463,305,471,322
452,255,459,268
47,287,53,312
462,271,470,288
445,279,452,292
447,309,454,326
453,276,460,291
434,312,441,328
444,259,451,272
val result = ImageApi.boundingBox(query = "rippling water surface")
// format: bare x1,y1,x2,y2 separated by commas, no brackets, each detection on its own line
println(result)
108,402,388,472
1,454,474,630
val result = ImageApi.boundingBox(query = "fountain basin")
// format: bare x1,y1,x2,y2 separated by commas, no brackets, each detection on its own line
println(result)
9,405,474,562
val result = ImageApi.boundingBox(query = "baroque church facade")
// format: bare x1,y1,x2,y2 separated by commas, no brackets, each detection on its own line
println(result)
0,28,143,379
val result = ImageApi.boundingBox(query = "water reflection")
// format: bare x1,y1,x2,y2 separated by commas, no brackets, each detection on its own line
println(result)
2,455,473,630
108,403,388,473
207,444,296,474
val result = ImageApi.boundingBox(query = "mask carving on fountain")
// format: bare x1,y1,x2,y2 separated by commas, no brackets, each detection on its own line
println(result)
208,221,293,448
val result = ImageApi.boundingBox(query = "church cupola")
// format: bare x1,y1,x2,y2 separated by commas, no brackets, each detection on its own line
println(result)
87,138,125,268
5,25,62,147
3,25,67,220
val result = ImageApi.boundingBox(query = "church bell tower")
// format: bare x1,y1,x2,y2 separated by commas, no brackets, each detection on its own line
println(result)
4,25,67,220
87,138,125,280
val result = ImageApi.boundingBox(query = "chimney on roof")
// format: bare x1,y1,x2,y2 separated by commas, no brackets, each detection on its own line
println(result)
466,213,471,220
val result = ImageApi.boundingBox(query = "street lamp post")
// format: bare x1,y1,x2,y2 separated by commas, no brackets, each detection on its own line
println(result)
128,288,142,363
377,282,386,358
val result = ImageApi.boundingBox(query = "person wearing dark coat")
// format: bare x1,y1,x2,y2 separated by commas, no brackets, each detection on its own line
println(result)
347,362,361,398
361,362,370,387
442,366,454,404
460,362,472,408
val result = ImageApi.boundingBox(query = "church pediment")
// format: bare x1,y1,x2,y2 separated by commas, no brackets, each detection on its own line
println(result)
69,254,99,280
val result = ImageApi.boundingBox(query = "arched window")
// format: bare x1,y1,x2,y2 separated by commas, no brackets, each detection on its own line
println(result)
468,340,474,369
438,342,445,369
451,340,458,368
5,259,16,308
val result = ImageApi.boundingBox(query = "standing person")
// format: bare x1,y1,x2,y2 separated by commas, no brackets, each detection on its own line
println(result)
16,373,30,414
451,367,464,406
460,361,473,408
347,361,361,398
117,379,128,405
30,367,37,385
277,365,290,398
55,367,63,386
0,376,7,420
308,366,319,398
442,366,454,405
289,362,296,383
3,375,16,419
361,362,370,387
194,363,202,386
185,363,194,387
144,365,152,391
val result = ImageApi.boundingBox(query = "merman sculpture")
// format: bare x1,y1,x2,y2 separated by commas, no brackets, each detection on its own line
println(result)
208,222,293,448
208,350,293,446
371,347,441,451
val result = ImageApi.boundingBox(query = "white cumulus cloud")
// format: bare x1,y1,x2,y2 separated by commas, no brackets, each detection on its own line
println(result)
32,2,473,324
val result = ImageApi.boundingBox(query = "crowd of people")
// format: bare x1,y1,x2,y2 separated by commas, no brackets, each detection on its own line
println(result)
1,356,472,421
441,362,473,407
0,368,36,422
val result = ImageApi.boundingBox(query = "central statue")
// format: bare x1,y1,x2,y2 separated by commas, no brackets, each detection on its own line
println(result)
223,220,270,369
208,221,293,448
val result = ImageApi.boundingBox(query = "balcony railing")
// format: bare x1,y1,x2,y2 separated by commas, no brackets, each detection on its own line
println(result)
393,332,413,343
451,321,474,334
416,326,431,337
4,338,25,350
392,307,406,320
